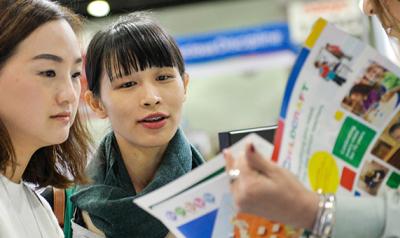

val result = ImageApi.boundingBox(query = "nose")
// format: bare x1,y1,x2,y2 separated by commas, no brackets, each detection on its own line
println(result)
56,76,79,106
140,84,161,107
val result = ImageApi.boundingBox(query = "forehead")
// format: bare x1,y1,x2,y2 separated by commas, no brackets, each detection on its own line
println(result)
15,19,81,61
368,65,383,71
351,92,363,96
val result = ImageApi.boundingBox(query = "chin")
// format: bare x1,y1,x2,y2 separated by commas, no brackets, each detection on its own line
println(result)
140,133,174,148
50,133,70,145
142,138,170,148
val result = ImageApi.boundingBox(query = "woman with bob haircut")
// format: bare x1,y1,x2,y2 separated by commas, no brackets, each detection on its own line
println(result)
0,0,91,238
71,12,204,238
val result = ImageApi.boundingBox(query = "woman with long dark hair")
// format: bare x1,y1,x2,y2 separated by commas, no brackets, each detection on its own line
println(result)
0,1,90,237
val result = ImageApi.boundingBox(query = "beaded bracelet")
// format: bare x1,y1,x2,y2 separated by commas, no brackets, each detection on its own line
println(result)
309,193,336,238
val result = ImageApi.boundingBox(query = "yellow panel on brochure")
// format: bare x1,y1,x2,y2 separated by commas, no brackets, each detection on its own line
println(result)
304,18,327,49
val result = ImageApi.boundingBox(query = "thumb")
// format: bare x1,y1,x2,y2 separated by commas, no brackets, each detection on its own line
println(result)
245,143,274,176
223,149,235,171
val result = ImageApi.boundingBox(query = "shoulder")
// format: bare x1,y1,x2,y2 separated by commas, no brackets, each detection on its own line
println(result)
0,207,15,237
24,185,57,220
0,200,20,238
0,184,21,237
24,186,64,237
0,191,10,219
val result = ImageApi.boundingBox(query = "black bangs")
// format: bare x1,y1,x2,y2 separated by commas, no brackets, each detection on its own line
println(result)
85,12,186,96
102,20,185,81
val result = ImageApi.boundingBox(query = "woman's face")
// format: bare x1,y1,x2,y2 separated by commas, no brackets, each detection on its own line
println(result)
95,66,188,149
390,127,400,141
364,65,385,82
0,20,82,149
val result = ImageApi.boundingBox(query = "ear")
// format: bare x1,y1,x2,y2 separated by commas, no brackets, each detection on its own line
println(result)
182,73,190,102
361,0,375,16
84,90,108,119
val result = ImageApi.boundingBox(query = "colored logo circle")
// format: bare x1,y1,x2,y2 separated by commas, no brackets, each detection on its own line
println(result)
203,193,215,203
308,151,340,193
166,211,177,221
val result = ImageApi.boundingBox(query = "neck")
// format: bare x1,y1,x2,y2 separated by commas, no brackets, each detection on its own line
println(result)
3,143,36,184
115,134,168,193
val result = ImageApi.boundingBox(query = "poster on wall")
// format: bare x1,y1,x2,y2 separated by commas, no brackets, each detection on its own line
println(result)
288,0,365,45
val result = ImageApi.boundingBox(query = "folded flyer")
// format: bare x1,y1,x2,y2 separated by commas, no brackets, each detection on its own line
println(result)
272,18,400,196
134,134,275,238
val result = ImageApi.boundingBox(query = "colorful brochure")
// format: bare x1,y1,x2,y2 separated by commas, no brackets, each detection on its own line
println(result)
273,18,400,196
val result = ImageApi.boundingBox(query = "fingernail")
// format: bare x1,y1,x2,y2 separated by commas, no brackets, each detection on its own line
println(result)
249,143,255,153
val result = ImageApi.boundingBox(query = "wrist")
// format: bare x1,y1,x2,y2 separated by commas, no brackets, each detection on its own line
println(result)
289,190,320,229
299,191,320,230
310,192,336,238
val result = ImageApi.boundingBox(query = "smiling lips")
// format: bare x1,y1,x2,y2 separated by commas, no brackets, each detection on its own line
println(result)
138,113,169,129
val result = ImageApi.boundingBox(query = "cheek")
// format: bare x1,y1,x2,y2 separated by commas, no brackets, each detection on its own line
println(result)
12,80,46,107
69,83,81,119
395,131,400,139
103,95,133,121
0,84,45,126
74,81,82,98
167,90,186,111
175,82,187,102
0,69,45,115
365,72,373,79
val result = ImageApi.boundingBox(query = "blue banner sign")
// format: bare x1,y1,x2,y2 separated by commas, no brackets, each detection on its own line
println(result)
176,22,292,64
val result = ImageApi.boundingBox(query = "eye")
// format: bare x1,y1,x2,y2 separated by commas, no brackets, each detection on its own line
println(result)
38,70,56,78
119,81,137,89
157,75,173,81
71,72,81,81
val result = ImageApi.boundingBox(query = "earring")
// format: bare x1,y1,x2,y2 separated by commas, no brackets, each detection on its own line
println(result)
386,27,392,34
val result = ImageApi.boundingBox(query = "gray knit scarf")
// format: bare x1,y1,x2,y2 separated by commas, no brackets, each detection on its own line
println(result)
71,128,204,238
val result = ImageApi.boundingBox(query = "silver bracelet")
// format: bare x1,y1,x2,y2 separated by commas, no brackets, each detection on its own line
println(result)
310,193,336,238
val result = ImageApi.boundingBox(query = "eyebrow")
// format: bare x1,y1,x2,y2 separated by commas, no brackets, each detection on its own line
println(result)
32,53,82,64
